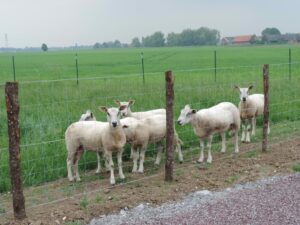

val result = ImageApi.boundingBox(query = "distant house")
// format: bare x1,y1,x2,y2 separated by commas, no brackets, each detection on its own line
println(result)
220,37,234,45
232,35,256,45
263,33,300,44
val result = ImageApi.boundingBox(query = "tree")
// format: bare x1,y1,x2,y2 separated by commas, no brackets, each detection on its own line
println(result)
142,31,165,47
262,27,281,43
131,37,141,48
41,43,48,52
261,27,281,36
93,42,101,49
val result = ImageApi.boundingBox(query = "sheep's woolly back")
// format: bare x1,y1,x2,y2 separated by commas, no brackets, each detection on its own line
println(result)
239,94,264,119
191,102,240,138
131,109,166,120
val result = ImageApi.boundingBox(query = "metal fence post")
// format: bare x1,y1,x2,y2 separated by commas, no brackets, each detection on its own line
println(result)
289,48,291,81
214,50,217,82
75,53,79,85
12,56,16,81
262,64,269,152
5,82,26,220
141,52,145,84
165,70,174,182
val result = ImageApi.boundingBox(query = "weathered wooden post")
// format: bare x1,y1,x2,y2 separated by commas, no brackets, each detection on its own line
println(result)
262,64,269,152
5,82,26,220
165,70,174,181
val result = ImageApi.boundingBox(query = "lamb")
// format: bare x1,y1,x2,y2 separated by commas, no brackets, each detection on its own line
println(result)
65,106,127,185
177,102,240,163
235,85,270,143
115,100,165,119
121,114,183,173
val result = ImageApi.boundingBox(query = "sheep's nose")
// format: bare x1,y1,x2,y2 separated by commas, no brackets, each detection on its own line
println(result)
177,121,182,126
242,97,246,102
112,122,117,127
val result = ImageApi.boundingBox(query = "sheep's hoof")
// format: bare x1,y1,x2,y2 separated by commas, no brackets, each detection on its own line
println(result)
179,161,183,164
221,150,226,153
95,170,101,174
138,170,144,173
68,178,75,182
132,170,138,173
197,160,203,164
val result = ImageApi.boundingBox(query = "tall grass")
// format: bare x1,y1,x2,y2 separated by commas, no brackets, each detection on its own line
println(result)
0,45,299,193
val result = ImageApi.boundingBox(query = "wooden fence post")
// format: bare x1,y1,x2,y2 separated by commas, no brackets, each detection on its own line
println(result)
5,82,26,220
262,64,269,152
165,70,174,182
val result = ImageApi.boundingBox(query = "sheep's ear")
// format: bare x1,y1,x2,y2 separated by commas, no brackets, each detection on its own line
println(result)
119,105,127,111
90,112,94,118
248,85,254,90
184,104,191,109
234,85,240,90
128,100,135,106
114,99,121,106
99,106,108,113
191,109,197,114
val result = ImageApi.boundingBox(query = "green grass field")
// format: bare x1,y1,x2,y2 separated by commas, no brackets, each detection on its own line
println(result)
0,45,299,193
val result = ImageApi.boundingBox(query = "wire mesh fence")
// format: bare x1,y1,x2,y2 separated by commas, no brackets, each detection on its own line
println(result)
0,60,299,219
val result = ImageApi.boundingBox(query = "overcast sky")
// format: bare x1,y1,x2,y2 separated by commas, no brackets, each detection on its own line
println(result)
0,0,299,48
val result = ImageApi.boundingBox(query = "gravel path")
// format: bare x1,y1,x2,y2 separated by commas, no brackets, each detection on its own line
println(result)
89,173,300,225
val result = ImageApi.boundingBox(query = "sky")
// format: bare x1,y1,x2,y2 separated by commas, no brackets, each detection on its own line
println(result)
0,0,299,48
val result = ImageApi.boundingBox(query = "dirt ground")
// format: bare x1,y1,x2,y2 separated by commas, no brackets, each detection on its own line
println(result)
1,136,299,225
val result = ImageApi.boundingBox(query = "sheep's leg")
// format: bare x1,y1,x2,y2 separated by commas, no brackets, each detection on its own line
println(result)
198,139,205,163
132,147,139,173
267,122,270,134
129,147,133,159
95,151,101,174
241,121,246,142
106,151,115,185
251,117,256,136
67,154,74,182
234,128,239,153
155,143,164,165
207,135,213,163
176,141,183,163
220,132,226,153
246,120,251,142
117,150,125,180
138,147,146,173
74,148,84,182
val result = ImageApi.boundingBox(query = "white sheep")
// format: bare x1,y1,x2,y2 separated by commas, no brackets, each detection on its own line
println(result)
79,110,108,174
79,110,96,121
115,99,165,119
115,99,166,159
121,114,183,173
235,85,270,143
177,103,240,163
65,106,127,185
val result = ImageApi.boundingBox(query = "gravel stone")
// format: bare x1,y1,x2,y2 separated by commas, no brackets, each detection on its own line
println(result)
89,173,300,225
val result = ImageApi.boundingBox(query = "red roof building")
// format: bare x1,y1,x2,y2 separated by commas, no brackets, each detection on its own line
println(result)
233,35,256,44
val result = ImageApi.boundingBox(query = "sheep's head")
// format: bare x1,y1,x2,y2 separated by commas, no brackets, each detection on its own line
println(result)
234,85,253,103
79,110,96,121
99,106,126,128
177,105,196,126
114,99,135,117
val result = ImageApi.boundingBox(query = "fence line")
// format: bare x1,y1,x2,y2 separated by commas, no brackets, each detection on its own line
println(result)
1,133,298,218
0,60,299,86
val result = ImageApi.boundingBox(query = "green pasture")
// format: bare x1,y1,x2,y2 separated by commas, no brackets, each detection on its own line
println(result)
0,45,299,193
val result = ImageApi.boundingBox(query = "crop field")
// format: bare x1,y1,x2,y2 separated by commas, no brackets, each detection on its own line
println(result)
0,45,300,194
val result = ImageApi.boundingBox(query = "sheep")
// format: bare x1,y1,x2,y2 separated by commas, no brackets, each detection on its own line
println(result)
65,106,127,185
121,114,183,173
115,99,166,159
79,110,108,174
177,103,240,163
79,110,96,121
115,99,165,119
234,85,270,143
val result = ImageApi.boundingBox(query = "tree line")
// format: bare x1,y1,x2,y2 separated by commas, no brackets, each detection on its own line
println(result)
93,27,220,49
